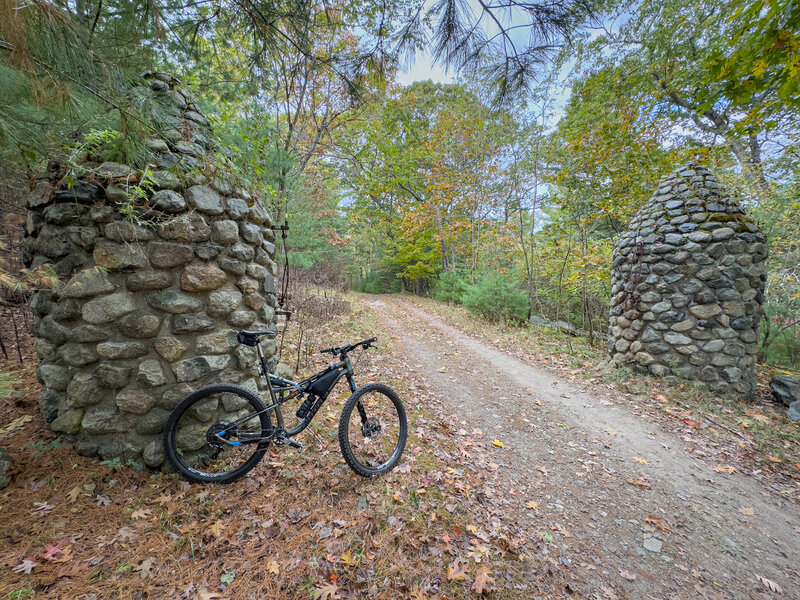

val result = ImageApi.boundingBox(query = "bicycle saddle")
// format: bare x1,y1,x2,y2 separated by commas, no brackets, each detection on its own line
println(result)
236,330,276,346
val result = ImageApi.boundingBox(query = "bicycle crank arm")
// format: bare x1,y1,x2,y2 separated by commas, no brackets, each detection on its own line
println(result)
274,436,303,452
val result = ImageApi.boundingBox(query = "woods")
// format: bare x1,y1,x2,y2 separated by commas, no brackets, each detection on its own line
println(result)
1,0,797,367
1,1,800,598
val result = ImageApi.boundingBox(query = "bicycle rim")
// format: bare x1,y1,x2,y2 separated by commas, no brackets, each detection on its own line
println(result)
165,385,270,483
340,385,407,476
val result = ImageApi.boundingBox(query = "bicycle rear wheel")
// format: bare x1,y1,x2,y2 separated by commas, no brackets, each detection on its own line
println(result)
338,383,407,477
163,384,272,484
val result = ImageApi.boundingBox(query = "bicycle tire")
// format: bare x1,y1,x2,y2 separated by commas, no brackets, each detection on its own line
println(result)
163,383,272,484
338,383,407,477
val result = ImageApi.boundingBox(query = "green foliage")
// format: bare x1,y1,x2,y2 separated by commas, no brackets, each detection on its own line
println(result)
358,268,402,294
6,588,35,600
461,272,528,323
431,271,467,304
63,129,121,187
27,439,64,456
0,371,20,398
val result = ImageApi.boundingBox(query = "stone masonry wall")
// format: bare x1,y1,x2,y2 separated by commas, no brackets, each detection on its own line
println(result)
22,73,279,467
609,164,767,398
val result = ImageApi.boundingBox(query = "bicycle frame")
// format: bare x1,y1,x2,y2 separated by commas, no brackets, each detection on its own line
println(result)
255,343,358,438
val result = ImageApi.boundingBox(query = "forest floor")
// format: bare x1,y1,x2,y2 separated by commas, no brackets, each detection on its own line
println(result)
0,294,797,600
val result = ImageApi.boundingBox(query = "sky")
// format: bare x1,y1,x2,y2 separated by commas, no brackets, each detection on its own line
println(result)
396,52,454,87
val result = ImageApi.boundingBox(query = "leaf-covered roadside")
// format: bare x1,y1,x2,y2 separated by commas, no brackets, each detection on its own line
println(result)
408,295,800,491
0,299,572,599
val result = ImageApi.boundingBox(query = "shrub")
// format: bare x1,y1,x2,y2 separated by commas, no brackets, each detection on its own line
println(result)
461,272,528,323
431,271,467,304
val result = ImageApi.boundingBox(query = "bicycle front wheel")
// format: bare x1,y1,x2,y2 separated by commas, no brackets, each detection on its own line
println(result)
338,383,407,477
163,384,272,484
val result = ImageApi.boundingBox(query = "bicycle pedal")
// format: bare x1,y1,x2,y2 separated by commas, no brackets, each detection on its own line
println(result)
286,440,303,453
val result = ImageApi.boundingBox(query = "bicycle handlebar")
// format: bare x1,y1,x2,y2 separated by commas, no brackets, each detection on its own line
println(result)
320,337,378,357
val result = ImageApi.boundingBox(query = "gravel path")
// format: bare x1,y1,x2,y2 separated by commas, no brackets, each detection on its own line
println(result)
369,296,798,600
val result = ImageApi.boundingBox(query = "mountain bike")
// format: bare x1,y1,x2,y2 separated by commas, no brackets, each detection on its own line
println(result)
163,330,407,484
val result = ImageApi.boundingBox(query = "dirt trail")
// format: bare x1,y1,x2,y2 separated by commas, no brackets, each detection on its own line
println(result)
368,296,798,600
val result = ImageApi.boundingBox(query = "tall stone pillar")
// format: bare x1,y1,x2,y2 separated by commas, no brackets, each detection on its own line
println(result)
23,73,279,467
609,164,767,397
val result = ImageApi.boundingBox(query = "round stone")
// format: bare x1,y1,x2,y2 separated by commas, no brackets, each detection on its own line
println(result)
116,388,157,414
82,292,137,324
154,337,187,362
126,270,173,291
60,268,116,298
149,242,195,268
172,355,232,382
137,359,167,387
180,263,228,292
96,341,148,360
146,290,202,313
150,189,186,213
185,185,224,215
117,311,163,338
211,220,239,245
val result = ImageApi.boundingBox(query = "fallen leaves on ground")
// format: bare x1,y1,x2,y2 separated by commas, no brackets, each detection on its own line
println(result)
626,476,652,490
755,573,783,594
471,567,495,594
713,465,737,474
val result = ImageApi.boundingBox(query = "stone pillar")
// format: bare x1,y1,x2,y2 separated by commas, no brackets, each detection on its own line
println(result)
22,73,279,467
608,164,767,397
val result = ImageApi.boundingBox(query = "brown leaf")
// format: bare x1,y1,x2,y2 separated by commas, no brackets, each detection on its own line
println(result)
196,589,227,600
116,526,138,543
57,560,89,579
312,582,340,600
601,585,618,599
754,574,783,594
447,558,468,581
471,567,495,594
626,477,651,490
713,464,737,474
207,520,225,539
738,506,755,516
136,556,156,579
645,515,673,532
131,508,152,520
619,569,637,581
67,486,82,503
0,415,33,434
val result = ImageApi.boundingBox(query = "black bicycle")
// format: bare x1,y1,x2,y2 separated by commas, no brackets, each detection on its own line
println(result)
163,330,407,483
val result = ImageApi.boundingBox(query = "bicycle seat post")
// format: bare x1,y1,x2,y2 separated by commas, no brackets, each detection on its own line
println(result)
255,339,285,430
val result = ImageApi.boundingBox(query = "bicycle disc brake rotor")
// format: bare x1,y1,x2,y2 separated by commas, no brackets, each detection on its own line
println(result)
361,416,381,438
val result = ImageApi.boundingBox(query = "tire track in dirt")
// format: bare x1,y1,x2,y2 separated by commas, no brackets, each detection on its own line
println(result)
366,295,799,599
